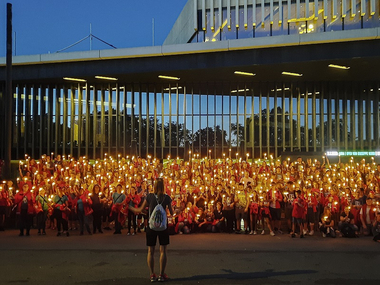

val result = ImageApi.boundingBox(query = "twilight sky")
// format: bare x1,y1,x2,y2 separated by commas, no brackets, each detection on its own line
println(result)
0,0,187,56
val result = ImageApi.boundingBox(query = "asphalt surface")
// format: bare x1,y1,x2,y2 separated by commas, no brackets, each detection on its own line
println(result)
0,228,380,285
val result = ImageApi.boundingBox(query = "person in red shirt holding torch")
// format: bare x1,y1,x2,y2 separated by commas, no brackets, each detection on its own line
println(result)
291,190,305,238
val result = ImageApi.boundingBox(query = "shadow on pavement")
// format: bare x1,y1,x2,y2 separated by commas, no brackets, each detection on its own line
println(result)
172,268,318,282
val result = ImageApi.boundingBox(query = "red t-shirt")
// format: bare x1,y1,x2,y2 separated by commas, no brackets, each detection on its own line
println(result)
292,197,305,219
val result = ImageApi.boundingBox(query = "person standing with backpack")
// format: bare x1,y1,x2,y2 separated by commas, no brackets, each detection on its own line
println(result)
129,178,173,282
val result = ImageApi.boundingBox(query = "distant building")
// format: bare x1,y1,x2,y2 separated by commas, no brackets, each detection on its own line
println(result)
1,0,380,160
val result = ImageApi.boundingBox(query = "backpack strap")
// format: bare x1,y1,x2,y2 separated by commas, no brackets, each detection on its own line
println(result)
155,194,166,206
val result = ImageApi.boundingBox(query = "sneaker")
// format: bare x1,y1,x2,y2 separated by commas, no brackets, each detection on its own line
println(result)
322,233,326,238
253,231,257,235
291,233,296,238
300,234,304,238
42,231,46,235
270,231,275,236
37,231,41,235
309,230,314,236
127,232,131,236
132,232,135,236
179,231,183,235
277,229,283,234
249,230,254,235
57,232,61,237
150,274,157,282
158,274,169,282
261,230,265,235
303,229,308,236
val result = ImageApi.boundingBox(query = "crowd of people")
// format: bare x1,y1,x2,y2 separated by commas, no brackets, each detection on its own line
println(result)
1,153,380,242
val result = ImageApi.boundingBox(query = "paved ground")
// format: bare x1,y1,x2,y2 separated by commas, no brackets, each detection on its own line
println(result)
0,229,379,285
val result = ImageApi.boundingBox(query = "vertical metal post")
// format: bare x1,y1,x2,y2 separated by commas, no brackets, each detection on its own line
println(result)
4,3,12,177
236,84,240,149
123,86,127,157
17,85,22,159
62,87,68,156
55,86,59,156
229,87,232,154
343,83,348,151
85,84,90,157
312,85,317,152
138,86,142,157
297,87,301,151
176,85,179,158
40,87,46,157
32,86,38,158
47,87,53,155
251,87,255,157
108,85,112,155
161,88,165,158
115,85,120,155
70,87,75,156
375,83,380,148
154,87,157,158
289,84,293,151
101,88,105,158
282,84,286,152
327,85,332,150
244,86,247,156
78,84,83,157
267,87,270,155
145,87,149,157
93,87,97,159
259,87,262,157
183,86,186,158
358,91,363,150
335,86,340,150
274,86,278,157
320,84,325,152
305,88,309,152
350,85,355,150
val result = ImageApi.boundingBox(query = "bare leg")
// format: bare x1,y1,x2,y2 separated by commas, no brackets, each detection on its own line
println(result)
159,245,167,275
147,246,155,276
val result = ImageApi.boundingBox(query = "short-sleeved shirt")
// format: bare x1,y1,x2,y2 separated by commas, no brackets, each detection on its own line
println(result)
146,193,172,218
54,195,68,205
112,192,125,204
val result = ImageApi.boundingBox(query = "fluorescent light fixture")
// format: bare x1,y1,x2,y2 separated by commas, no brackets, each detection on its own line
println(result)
231,89,250,93
95,75,118,80
282,71,303,77
326,151,339,156
164,87,183,91
158,75,180,80
328,64,350,70
63,77,86,82
234,71,256,76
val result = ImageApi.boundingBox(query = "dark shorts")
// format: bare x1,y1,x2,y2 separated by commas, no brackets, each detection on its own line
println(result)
270,207,281,221
285,206,293,220
306,208,316,224
235,207,248,221
146,226,170,247
292,217,304,225
0,206,7,216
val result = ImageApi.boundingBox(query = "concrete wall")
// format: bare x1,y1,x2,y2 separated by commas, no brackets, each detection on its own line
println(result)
163,0,196,45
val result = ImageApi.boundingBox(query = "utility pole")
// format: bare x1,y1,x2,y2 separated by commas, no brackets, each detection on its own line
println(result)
90,23,92,51
152,18,155,46
4,3,13,179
